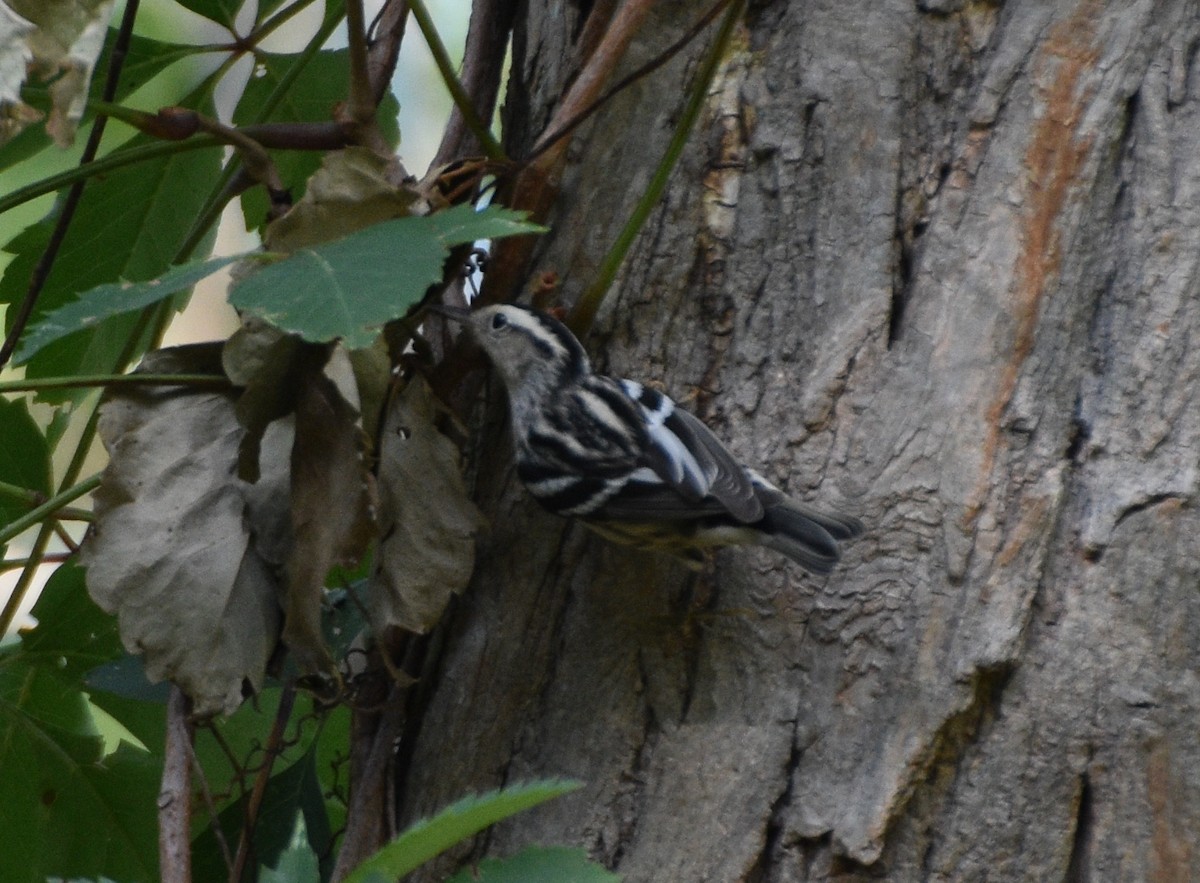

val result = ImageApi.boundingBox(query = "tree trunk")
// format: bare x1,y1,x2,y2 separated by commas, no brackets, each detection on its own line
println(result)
397,0,1200,879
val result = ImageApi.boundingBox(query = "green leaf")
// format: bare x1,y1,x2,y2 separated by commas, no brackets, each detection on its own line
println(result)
447,846,621,883
259,813,321,883
0,397,50,525
192,744,333,883
0,93,224,403
0,564,159,883
21,562,122,683
83,684,167,756
230,204,544,348
14,253,249,364
343,779,583,883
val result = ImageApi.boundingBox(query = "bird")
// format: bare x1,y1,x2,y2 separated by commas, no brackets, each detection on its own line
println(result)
436,303,863,573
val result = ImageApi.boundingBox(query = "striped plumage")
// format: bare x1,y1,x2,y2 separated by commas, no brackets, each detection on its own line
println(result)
450,304,863,573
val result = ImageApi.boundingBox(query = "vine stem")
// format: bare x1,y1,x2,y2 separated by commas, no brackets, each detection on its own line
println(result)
0,373,231,394
0,475,101,549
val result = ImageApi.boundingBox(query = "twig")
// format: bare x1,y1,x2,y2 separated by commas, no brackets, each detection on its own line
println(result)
0,0,141,370
479,0,655,306
159,686,194,883
530,0,656,158
0,553,72,573
249,0,322,46
230,682,298,883
89,102,287,194
576,0,619,65
190,735,236,875
182,6,347,247
0,475,101,551
0,138,223,216
570,0,745,334
0,479,93,518
345,0,379,133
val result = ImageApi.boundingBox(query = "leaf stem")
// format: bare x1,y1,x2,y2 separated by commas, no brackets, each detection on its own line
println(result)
0,475,101,548
0,138,225,217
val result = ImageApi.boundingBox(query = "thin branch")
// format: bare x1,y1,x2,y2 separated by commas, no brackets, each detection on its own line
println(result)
527,0,734,163
477,0,658,306
159,687,194,883
367,0,410,105
409,0,506,161
0,305,159,635
345,0,379,132
88,102,287,194
181,6,347,247
250,0,322,45
576,0,620,65
0,0,141,370
430,0,515,170
0,479,95,522
190,739,236,876
0,553,72,573
570,0,745,334
530,0,656,158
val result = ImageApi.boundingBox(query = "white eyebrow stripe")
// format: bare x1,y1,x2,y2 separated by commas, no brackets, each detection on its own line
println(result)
504,308,581,364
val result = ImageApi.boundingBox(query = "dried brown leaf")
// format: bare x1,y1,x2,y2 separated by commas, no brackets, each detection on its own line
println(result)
368,377,484,635
82,345,288,718
265,147,422,253
284,370,378,675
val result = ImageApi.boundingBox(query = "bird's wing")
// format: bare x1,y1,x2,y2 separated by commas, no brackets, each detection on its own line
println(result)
613,379,763,523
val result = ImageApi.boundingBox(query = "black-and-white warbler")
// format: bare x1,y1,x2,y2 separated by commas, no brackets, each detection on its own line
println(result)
441,304,863,573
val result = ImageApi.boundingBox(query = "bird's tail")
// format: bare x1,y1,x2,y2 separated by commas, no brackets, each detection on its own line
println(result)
756,499,864,574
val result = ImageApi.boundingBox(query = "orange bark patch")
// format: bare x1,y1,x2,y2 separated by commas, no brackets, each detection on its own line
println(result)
966,0,1099,529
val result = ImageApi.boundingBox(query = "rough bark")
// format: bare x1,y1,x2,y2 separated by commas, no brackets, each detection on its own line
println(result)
396,0,1200,879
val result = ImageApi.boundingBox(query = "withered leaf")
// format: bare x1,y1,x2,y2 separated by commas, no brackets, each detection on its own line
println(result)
82,345,287,718
368,377,484,635
284,369,377,676
222,317,306,482
265,147,421,254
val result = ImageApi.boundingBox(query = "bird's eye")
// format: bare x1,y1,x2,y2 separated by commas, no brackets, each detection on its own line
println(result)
491,312,508,330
